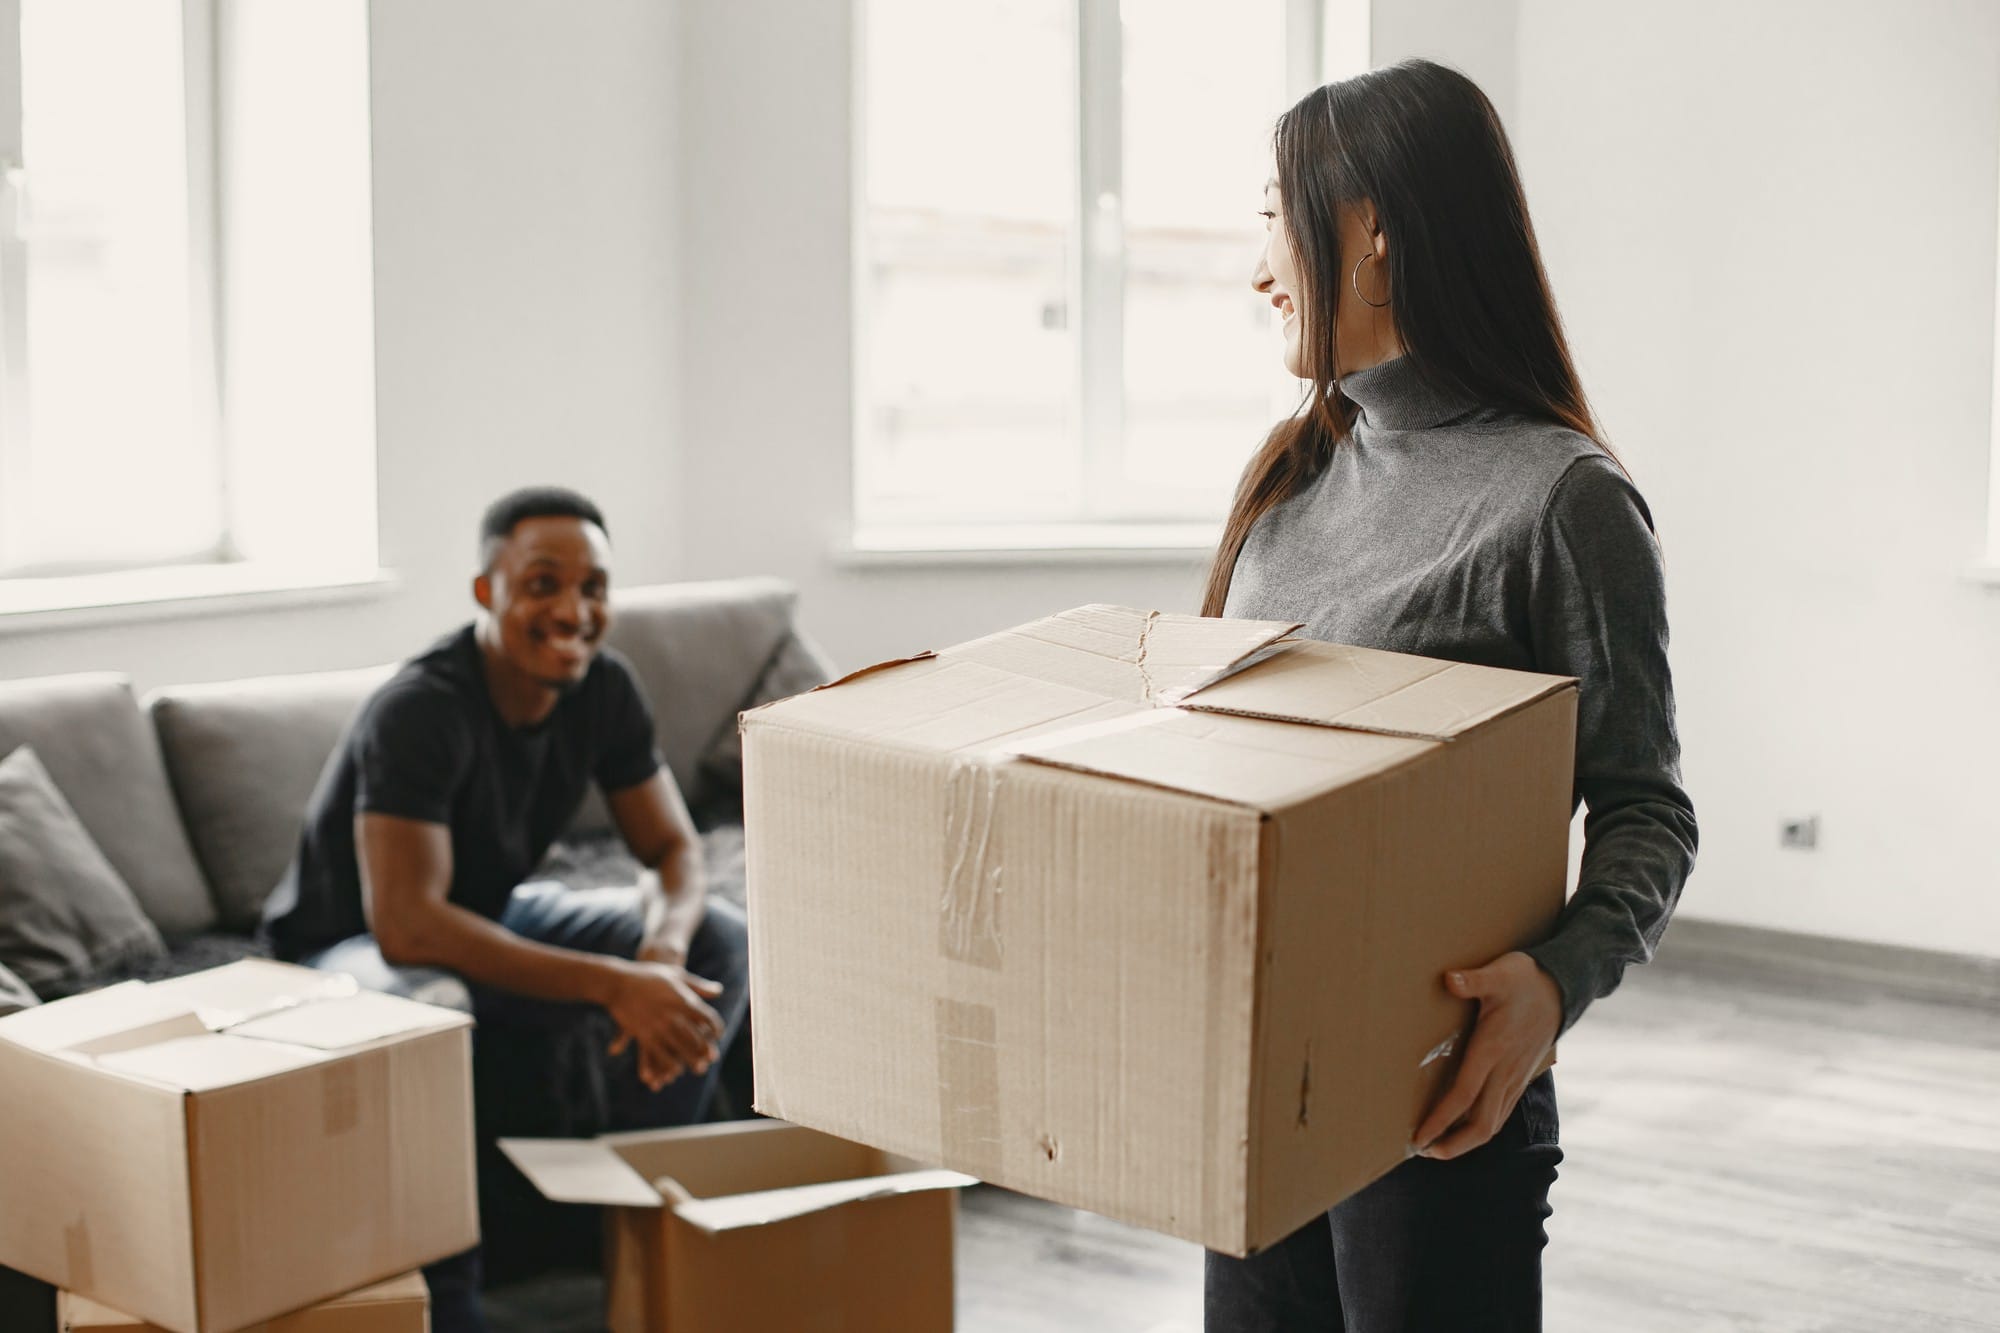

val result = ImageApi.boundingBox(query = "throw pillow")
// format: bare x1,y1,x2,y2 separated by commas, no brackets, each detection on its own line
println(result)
0,745,168,999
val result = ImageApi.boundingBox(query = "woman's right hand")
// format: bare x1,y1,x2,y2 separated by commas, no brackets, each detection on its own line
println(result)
604,958,726,1091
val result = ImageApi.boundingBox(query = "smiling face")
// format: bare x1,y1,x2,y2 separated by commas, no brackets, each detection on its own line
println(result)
1254,180,1307,378
475,515,613,691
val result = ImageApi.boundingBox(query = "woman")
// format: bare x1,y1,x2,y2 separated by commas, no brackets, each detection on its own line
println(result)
1205,60,1697,1331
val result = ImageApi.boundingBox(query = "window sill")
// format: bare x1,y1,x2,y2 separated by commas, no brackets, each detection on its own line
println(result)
837,522,1220,569
0,564,400,635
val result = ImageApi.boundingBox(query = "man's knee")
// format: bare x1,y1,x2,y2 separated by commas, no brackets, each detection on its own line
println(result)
304,935,474,1014
690,898,749,991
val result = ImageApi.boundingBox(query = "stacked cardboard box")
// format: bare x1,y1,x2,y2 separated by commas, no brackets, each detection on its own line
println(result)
57,1273,428,1332
0,960,476,1332
741,605,1578,1255
504,1119,973,1333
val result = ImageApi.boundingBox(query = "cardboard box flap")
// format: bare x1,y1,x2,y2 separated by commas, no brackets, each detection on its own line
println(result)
0,981,197,1054
145,958,360,1029
1185,638,1574,739
1007,708,1435,809
749,655,1144,757
669,1168,977,1235
225,990,472,1050
65,1012,213,1059
93,1032,333,1092
499,1136,664,1208
943,605,1302,705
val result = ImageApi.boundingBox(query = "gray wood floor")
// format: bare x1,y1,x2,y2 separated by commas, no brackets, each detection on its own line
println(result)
489,955,2000,1331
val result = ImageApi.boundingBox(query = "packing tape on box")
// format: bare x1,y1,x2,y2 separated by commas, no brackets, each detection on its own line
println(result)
935,997,1003,1179
941,760,1004,969
322,1058,362,1136
63,1215,93,1292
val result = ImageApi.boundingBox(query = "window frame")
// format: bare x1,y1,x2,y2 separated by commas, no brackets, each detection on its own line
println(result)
850,0,1348,554
0,0,230,580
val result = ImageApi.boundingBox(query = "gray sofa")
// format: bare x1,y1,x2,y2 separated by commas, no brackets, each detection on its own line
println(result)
0,577,833,1322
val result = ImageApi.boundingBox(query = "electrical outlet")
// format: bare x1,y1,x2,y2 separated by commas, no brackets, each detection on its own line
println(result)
1780,815,1819,850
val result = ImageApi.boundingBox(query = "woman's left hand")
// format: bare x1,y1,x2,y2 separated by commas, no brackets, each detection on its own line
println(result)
1411,951,1563,1160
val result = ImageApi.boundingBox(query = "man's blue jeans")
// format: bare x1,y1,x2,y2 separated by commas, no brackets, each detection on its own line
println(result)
1204,1070,1562,1332
304,884,751,1333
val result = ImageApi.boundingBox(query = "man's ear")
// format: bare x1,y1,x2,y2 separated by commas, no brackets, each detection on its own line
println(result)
473,572,494,611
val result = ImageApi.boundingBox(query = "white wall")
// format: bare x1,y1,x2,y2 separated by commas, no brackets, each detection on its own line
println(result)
1511,0,2000,955
0,0,685,692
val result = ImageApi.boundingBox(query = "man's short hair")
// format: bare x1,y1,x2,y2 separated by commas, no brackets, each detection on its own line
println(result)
479,486,609,570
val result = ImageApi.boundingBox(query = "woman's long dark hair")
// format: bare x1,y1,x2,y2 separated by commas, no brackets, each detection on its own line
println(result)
1202,59,1608,616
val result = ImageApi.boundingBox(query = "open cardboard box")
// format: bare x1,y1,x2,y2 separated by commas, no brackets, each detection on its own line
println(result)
0,960,476,1333
742,605,1577,1256
503,1119,973,1333
59,1272,429,1333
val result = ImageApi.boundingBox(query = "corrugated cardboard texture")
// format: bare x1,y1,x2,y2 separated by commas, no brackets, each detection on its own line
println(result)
1247,694,1577,1247
0,964,475,1332
59,1271,428,1332
190,1029,476,1331
744,607,1579,1254
0,1042,198,1331
638,1190,955,1333
748,726,1264,1242
507,1121,966,1333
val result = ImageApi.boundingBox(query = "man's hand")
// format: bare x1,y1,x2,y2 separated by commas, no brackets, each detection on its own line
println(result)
1411,951,1562,1161
604,958,726,1092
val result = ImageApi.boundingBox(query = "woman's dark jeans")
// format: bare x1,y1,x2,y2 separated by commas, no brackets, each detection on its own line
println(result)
1205,1070,1562,1333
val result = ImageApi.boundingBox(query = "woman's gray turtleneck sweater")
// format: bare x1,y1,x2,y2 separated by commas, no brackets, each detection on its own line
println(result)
1224,355,1697,1033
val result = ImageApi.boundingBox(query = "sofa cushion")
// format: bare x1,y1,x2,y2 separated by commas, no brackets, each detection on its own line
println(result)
149,663,395,931
569,577,822,834
0,746,168,998
0,673,217,937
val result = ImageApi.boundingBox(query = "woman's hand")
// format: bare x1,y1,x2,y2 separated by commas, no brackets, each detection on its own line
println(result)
1411,951,1562,1160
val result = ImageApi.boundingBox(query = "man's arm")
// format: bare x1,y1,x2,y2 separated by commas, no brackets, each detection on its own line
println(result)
358,811,720,1086
607,771,708,965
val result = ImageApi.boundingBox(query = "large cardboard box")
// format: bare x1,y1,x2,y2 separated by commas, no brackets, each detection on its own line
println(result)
0,961,477,1333
58,1272,429,1332
742,605,1577,1256
502,1120,973,1333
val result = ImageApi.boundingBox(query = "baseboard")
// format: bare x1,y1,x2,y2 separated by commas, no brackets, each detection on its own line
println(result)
1653,917,2000,1009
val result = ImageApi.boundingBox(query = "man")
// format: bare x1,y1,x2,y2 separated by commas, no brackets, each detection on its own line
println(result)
261,487,748,1331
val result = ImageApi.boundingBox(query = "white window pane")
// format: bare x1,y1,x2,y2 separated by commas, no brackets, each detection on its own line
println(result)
1116,0,1297,520
13,0,217,571
858,0,1081,530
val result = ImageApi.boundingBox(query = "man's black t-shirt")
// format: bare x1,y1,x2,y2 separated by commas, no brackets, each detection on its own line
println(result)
261,625,663,962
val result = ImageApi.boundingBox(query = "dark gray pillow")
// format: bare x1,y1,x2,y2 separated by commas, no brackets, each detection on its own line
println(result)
0,959,35,1016
149,664,393,931
0,673,217,937
0,745,167,999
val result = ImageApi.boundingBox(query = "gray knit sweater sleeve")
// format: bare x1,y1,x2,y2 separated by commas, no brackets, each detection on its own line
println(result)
1521,454,1699,1032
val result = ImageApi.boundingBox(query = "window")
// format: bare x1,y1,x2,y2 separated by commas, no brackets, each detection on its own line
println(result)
0,0,377,612
855,0,1334,550
1,0,221,576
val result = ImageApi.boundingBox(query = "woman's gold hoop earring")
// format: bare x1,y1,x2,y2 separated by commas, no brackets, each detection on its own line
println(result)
1352,252,1390,309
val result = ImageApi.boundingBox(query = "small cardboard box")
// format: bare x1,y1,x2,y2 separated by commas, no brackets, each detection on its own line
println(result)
502,1119,973,1333
0,961,477,1333
59,1272,429,1332
741,605,1578,1256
